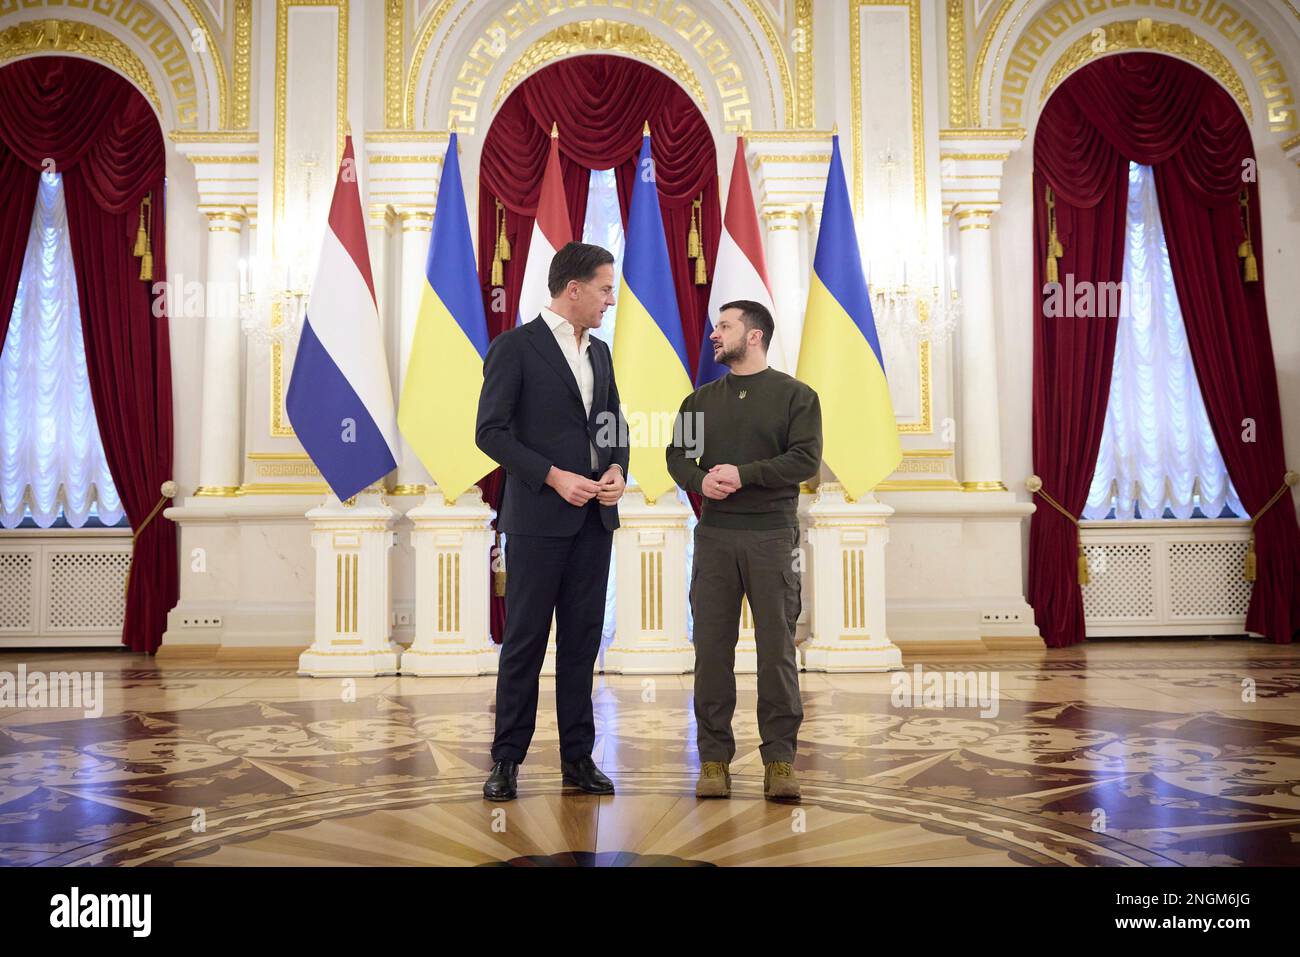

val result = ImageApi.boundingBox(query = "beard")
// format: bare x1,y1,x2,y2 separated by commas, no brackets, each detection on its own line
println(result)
714,338,748,366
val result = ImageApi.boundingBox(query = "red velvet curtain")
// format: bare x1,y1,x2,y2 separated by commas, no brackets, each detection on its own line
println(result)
1030,52,1299,646
0,57,176,653
476,55,721,642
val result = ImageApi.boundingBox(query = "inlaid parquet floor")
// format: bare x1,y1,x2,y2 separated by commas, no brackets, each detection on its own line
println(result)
2,640,1299,866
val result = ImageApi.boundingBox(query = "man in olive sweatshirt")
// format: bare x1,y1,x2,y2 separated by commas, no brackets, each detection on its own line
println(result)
666,300,822,802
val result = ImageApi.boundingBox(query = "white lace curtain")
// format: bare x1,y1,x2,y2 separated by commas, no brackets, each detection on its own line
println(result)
0,172,123,528
1084,162,1242,520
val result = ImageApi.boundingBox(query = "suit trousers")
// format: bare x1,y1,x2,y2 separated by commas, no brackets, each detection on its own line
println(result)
491,499,612,763
690,523,803,764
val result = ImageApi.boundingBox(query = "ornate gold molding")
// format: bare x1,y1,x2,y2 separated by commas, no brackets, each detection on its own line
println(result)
1035,19,1252,124
492,20,707,111
405,0,770,132
232,0,252,128
179,0,228,127
947,0,969,126
0,18,162,118
851,0,925,220
794,0,815,127
385,0,404,128
990,0,1296,133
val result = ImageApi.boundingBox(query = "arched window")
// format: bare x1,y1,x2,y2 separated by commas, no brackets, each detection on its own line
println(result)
1,172,123,529
1084,162,1243,520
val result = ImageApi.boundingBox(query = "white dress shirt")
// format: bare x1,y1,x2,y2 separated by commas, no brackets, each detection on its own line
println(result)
542,306,599,471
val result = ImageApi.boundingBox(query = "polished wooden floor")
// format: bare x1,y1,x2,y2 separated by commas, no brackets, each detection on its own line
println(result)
2,639,1299,866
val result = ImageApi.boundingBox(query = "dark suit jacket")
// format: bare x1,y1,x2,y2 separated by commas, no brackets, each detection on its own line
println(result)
475,316,629,536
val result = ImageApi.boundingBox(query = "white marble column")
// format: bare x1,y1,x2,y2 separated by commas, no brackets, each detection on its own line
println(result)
195,209,246,496
953,204,1006,492
393,209,433,494
762,204,805,374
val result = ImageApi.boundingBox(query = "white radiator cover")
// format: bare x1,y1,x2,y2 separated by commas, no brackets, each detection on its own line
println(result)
0,529,131,646
1079,520,1254,637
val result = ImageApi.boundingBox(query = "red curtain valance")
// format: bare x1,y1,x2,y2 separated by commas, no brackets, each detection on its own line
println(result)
1030,53,1298,646
0,56,175,654
477,54,720,374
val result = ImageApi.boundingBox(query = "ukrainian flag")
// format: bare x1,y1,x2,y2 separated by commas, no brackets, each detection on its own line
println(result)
398,132,496,499
612,130,693,503
796,135,902,499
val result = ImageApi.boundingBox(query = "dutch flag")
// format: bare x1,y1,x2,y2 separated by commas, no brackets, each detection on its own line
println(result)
286,134,399,500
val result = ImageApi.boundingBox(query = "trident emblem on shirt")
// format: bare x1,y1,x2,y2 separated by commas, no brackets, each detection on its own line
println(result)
738,390,748,399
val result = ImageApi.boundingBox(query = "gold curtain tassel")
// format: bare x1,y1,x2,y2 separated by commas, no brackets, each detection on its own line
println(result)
134,193,153,279
687,198,701,259
1244,536,1257,582
1241,241,1259,283
1045,184,1062,284
491,198,505,286
1238,190,1258,283
694,252,707,285
1077,546,1090,586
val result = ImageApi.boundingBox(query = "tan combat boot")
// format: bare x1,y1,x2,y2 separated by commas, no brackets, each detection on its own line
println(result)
763,761,801,802
695,761,731,798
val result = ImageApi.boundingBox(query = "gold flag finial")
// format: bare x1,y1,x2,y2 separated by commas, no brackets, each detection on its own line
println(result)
449,113,457,135
551,121,559,139
643,120,651,136
831,122,839,136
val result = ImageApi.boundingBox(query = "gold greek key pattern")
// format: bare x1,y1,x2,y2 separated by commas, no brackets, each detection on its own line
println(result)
256,462,322,477
948,0,970,126
1035,19,1251,121
0,17,163,118
996,0,1295,133
493,20,707,110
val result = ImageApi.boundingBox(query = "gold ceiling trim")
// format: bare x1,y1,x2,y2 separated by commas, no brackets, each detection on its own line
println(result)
492,20,707,111
794,0,814,127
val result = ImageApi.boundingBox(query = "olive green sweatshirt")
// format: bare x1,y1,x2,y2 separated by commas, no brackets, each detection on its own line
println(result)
665,367,822,529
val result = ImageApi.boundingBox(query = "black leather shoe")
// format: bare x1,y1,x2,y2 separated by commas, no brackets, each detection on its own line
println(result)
561,756,615,795
483,759,518,801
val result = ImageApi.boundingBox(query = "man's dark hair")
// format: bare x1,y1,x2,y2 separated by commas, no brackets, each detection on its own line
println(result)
548,241,615,297
720,299,774,351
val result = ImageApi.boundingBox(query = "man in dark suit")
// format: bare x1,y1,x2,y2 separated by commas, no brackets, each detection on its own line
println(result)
475,241,628,802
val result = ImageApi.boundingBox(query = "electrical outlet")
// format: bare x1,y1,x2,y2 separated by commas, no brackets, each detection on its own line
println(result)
181,615,223,628
981,610,1025,624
